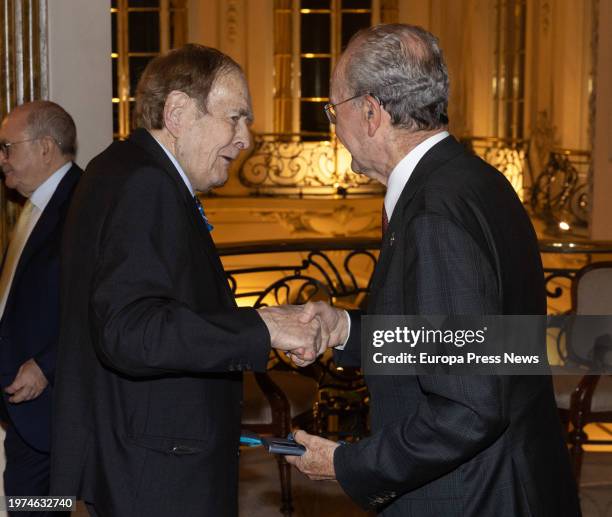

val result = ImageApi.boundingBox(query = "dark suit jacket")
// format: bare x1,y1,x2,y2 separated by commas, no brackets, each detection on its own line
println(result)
334,136,580,516
0,164,81,453
50,129,271,517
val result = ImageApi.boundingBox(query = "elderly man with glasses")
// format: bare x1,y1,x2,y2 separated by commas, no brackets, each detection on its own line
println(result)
0,101,81,517
286,23,580,517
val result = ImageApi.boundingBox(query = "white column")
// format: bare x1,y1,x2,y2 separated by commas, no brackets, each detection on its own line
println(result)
47,0,112,168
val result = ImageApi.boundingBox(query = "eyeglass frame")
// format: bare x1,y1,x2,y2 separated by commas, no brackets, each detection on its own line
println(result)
323,92,383,125
0,138,41,159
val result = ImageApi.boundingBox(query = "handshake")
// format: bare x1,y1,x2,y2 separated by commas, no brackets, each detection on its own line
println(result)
257,301,350,367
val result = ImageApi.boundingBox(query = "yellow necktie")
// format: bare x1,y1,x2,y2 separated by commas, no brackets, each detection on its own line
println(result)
0,200,38,318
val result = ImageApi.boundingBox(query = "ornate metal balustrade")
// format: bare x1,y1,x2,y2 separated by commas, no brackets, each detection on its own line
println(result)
219,238,379,310
540,240,612,314
219,238,379,440
530,149,591,233
220,237,612,439
219,236,612,320
239,134,532,200
237,133,385,197
462,136,530,200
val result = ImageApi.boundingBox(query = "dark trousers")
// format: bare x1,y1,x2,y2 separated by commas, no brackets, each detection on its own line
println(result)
1,398,68,517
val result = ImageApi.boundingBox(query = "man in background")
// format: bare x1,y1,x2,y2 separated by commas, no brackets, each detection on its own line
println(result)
0,101,81,516
50,44,320,517
288,24,580,516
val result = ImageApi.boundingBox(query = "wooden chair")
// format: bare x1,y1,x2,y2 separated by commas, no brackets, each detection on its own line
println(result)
242,368,319,516
553,261,612,482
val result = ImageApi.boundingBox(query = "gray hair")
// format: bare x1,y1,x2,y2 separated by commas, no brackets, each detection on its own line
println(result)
22,100,77,158
344,24,449,131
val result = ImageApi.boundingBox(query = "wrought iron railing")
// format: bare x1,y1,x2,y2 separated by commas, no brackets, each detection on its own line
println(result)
237,133,385,197
219,236,612,320
219,238,379,439
219,238,379,311
530,149,591,233
220,237,612,439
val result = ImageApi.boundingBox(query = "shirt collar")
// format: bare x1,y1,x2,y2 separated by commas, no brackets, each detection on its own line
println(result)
384,130,449,220
152,135,195,196
29,161,73,211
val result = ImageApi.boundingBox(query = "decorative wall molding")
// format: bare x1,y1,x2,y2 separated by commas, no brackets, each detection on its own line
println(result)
251,206,380,237
238,134,385,197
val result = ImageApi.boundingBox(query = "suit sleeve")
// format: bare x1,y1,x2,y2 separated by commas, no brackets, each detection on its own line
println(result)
89,167,270,377
334,213,505,510
34,346,57,385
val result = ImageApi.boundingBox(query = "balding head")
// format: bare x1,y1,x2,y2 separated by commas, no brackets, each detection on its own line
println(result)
0,101,76,197
336,24,449,132
11,101,77,158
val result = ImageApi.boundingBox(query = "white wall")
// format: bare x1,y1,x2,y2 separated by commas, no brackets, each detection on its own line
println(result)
47,0,112,168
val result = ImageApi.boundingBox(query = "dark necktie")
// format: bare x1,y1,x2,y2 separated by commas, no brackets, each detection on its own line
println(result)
194,195,214,232
382,204,389,234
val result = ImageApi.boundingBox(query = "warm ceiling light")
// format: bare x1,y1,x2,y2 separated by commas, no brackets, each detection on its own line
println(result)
559,221,571,231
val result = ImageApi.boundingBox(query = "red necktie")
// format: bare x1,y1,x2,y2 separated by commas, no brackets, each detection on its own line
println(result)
382,205,389,234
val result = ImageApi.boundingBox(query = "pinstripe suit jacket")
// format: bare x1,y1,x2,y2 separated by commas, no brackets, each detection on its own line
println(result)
334,136,580,516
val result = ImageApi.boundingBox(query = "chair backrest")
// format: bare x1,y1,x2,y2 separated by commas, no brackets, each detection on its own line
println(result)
574,262,612,315
566,262,612,366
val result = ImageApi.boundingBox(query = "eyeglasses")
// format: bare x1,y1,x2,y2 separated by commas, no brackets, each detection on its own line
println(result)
323,93,381,124
0,138,40,159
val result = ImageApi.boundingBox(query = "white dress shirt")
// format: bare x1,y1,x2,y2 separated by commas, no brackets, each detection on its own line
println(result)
153,136,195,196
336,131,449,351
0,161,73,318
384,130,449,221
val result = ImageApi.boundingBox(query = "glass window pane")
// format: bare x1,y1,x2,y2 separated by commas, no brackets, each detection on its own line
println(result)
111,12,117,54
129,101,136,130
112,103,119,135
300,14,330,53
128,0,160,7
341,13,370,50
341,0,371,8
128,11,160,53
300,101,329,133
129,56,153,95
301,0,331,8
112,57,118,98
300,58,330,98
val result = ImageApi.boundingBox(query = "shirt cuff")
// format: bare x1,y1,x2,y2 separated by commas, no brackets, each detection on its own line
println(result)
333,310,351,350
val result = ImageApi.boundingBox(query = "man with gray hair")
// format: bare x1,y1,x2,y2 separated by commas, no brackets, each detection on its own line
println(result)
0,100,80,516
287,24,580,516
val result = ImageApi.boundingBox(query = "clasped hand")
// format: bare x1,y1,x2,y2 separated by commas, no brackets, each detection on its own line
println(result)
257,301,349,366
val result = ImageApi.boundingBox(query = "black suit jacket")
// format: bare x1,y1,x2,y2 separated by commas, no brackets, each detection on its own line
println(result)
334,136,580,516
0,164,81,453
50,129,270,517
